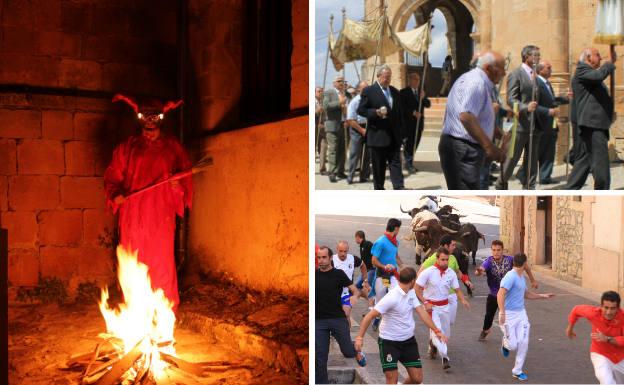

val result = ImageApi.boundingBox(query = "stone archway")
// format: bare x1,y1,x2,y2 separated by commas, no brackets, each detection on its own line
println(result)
394,0,477,89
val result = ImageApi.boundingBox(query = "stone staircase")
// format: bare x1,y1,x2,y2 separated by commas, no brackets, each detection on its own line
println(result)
423,97,446,136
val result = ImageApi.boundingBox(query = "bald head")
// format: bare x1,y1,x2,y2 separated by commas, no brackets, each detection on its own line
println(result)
537,60,552,78
580,47,602,69
478,51,506,84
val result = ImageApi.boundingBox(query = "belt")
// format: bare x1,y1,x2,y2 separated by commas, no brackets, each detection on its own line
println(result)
441,134,481,149
425,299,449,306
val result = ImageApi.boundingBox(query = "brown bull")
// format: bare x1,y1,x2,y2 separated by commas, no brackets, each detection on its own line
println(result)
400,204,424,218
404,217,457,265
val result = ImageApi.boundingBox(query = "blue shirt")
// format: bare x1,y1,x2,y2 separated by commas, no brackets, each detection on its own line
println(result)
371,235,398,268
500,269,527,311
441,68,495,143
347,94,367,124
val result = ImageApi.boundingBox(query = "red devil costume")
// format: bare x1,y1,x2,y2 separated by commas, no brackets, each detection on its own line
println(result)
104,94,192,311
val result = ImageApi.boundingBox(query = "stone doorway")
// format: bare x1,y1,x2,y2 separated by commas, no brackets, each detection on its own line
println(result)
395,0,476,94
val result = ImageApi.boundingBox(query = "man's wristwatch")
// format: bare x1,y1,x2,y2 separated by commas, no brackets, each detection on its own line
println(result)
606,336,613,343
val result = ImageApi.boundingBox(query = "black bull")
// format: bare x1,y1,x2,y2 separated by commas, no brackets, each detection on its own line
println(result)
457,223,486,265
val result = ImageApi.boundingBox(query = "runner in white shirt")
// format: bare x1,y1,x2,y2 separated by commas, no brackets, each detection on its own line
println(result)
355,267,448,385
333,240,367,325
415,247,470,370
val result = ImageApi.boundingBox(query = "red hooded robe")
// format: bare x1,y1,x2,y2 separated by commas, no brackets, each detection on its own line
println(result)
104,134,192,310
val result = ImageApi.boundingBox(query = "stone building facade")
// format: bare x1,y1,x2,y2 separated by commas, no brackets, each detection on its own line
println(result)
364,0,623,161
499,196,624,297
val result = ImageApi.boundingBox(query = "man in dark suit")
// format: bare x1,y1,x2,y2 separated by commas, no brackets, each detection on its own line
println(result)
496,45,542,190
400,72,431,174
566,47,616,190
518,60,569,184
323,75,349,183
357,65,405,190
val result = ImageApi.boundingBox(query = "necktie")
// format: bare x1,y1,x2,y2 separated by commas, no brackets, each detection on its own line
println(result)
382,87,392,108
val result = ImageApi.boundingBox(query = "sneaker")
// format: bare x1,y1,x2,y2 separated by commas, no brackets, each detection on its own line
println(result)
479,330,488,341
356,351,367,367
442,357,450,370
512,372,528,381
501,345,510,357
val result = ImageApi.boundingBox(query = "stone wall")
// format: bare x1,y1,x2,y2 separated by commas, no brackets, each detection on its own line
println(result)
554,197,583,281
187,116,308,296
0,0,178,292
291,0,309,110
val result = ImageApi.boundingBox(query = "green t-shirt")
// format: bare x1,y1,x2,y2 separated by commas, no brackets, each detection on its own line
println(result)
421,252,460,294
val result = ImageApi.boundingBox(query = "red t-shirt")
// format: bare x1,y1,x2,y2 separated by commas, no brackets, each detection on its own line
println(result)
568,305,624,363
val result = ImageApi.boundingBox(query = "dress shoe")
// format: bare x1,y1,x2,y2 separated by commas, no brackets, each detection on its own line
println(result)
336,173,348,179
359,178,369,183
328,174,337,183
346,177,353,184
540,179,555,185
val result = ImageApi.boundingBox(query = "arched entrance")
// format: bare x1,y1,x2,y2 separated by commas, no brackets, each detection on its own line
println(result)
392,0,478,93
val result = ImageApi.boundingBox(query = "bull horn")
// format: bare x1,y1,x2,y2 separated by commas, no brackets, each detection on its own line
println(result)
400,204,410,214
461,231,471,238
459,214,467,218
414,226,428,232
479,232,486,245
441,226,457,234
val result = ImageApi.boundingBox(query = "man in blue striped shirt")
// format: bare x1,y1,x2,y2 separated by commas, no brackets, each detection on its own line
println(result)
438,51,507,189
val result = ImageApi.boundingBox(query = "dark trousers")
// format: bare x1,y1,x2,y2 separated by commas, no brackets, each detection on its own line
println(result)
566,126,610,190
538,129,558,182
497,130,542,189
439,134,485,190
347,127,370,182
315,318,357,384
403,121,424,165
370,145,404,190
483,294,499,331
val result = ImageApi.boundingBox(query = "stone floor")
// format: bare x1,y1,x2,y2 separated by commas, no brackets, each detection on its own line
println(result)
8,301,302,384
315,134,624,190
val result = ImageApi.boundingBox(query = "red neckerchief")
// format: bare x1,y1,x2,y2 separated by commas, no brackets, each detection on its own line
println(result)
385,232,398,246
434,262,448,276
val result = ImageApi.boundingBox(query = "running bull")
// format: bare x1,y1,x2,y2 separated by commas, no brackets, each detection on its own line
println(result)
457,223,486,266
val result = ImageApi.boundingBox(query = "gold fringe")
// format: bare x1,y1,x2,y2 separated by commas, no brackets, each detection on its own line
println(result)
593,34,624,45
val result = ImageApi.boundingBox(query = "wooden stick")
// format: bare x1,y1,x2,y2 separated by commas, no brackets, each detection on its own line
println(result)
159,352,205,377
94,338,144,385
67,346,118,367
82,357,122,384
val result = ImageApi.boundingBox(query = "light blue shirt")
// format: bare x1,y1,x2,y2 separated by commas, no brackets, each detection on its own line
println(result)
371,235,398,268
500,269,527,311
347,94,367,124
441,68,495,143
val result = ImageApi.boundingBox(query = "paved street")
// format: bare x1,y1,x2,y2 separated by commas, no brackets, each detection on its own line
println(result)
315,134,624,190
316,212,601,384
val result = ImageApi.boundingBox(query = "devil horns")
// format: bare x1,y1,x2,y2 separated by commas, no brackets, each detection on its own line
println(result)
112,94,139,114
112,94,184,115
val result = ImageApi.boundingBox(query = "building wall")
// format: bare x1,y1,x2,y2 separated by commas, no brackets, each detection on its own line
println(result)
500,196,624,296
186,0,308,297
0,0,178,292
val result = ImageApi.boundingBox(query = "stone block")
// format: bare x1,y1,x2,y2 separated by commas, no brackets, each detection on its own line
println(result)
77,246,114,278
83,209,115,246
0,176,7,211
38,210,82,246
42,110,73,140
8,249,39,287
0,53,60,87
17,139,65,175
8,175,59,210
60,0,92,34
36,31,82,58
60,176,105,209
65,141,96,176
2,0,34,28
0,109,41,139
2,27,36,55
39,246,81,280
58,59,101,90
32,0,61,31
1,211,38,249
0,139,17,175
73,112,112,142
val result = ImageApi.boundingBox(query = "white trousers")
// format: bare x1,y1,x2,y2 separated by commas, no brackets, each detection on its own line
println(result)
430,304,451,360
590,352,624,384
448,293,458,325
499,309,530,375
374,275,398,305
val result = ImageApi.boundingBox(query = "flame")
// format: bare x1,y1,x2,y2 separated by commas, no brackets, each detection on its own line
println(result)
98,246,176,379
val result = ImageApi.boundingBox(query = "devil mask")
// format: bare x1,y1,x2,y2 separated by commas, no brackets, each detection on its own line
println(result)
112,94,183,131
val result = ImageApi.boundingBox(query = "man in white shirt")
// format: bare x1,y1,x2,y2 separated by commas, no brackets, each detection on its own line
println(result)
355,267,448,384
333,240,367,324
346,81,371,184
415,247,470,370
